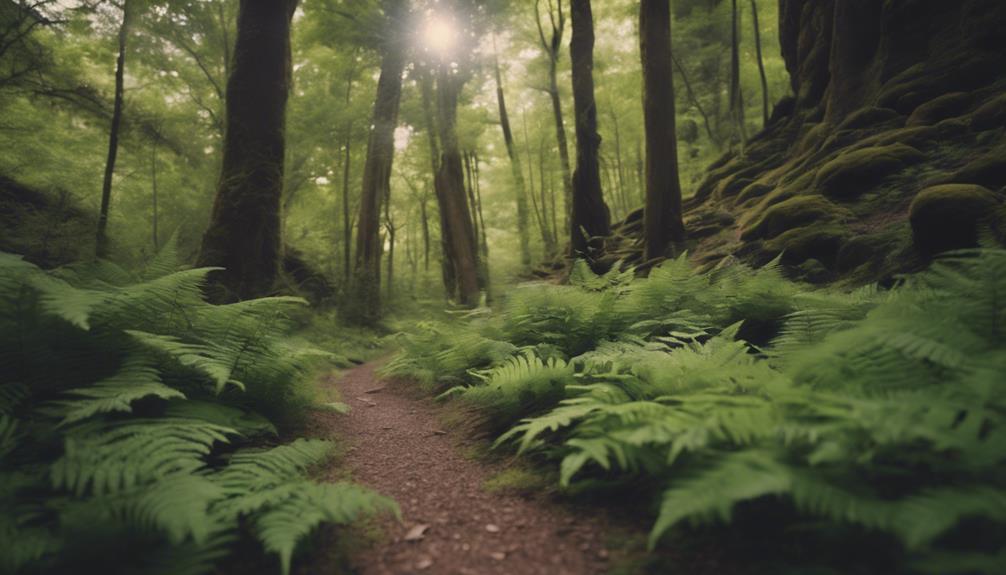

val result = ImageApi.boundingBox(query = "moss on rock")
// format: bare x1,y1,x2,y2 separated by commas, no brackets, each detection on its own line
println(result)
909,184,1002,255
906,92,972,127
764,224,850,267
836,229,908,274
814,144,925,199
741,195,852,241
952,146,1006,190
971,93,1006,132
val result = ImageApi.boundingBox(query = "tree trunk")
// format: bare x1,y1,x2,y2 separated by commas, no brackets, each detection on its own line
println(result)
492,46,532,269
641,0,686,261
569,0,610,259
96,0,132,259
420,190,431,273
420,70,457,300
341,61,356,282
750,0,770,127
729,0,748,147
196,0,298,301
535,0,573,236
434,66,481,307
349,3,406,323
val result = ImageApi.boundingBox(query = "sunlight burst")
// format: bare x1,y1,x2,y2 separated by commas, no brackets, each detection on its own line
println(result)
421,14,459,57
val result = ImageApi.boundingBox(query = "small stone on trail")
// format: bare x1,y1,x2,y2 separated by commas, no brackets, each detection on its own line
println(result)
364,386,386,394
598,549,610,560
432,429,447,435
485,524,500,533
415,557,433,570
404,524,429,542
381,426,393,430
490,552,506,561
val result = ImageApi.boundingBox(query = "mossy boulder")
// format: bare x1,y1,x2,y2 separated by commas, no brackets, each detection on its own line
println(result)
952,146,1006,190
909,184,1002,255
971,93,1006,132
906,92,972,127
741,195,852,241
836,230,907,273
814,144,925,199
764,224,850,267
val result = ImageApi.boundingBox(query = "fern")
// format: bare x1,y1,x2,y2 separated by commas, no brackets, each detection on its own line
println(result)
0,249,393,574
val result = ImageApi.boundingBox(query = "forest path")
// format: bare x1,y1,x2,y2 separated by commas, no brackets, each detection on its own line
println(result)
311,359,614,575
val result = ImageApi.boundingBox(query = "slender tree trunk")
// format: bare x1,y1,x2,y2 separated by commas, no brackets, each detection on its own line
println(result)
385,214,395,302
569,0,610,259
729,0,748,147
750,0,770,127
472,153,490,300
434,65,481,307
341,62,355,282
641,0,686,260
350,4,406,323
151,139,158,250
543,142,559,252
671,52,716,143
420,190,431,273
611,107,630,211
96,0,132,258
196,0,298,301
535,0,573,235
492,45,532,269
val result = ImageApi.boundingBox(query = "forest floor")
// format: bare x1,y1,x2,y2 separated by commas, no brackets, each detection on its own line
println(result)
305,359,617,575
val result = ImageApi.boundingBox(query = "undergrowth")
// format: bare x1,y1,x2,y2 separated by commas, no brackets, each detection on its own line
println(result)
0,240,396,575
386,251,1006,574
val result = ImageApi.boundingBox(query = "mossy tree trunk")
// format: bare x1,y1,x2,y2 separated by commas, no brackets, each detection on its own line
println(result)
349,0,406,324
96,0,132,259
641,0,686,260
196,0,298,301
728,0,747,147
569,0,610,259
750,0,770,127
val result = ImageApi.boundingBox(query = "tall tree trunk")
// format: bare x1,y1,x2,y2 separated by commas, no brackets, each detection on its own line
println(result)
535,0,573,236
434,66,481,306
729,0,748,147
341,60,356,282
420,70,457,300
196,0,298,301
750,0,770,127
420,189,431,273
569,0,610,259
96,0,132,259
350,3,406,323
543,142,559,253
641,0,686,260
492,45,532,269
472,153,490,300
151,140,158,250
610,106,630,212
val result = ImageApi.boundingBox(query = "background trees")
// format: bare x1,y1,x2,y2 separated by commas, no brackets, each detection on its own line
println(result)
1,0,791,313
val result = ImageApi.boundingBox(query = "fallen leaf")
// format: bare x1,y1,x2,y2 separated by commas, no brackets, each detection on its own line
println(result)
404,524,429,542
416,557,433,570
485,524,500,533
490,552,506,561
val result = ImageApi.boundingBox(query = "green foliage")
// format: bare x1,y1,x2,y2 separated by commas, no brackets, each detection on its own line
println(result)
0,250,395,575
397,250,1006,573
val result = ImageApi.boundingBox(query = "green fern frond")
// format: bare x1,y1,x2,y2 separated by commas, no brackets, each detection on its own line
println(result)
254,482,397,575
55,355,185,425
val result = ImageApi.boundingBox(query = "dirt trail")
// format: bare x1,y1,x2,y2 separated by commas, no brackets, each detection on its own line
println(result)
312,360,613,575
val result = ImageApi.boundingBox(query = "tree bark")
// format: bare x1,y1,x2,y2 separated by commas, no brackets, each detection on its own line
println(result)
750,0,770,127
196,0,298,301
433,65,481,306
420,69,457,300
569,0,610,259
341,59,356,282
535,0,573,236
349,0,406,323
492,45,532,269
641,0,686,261
96,0,132,259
